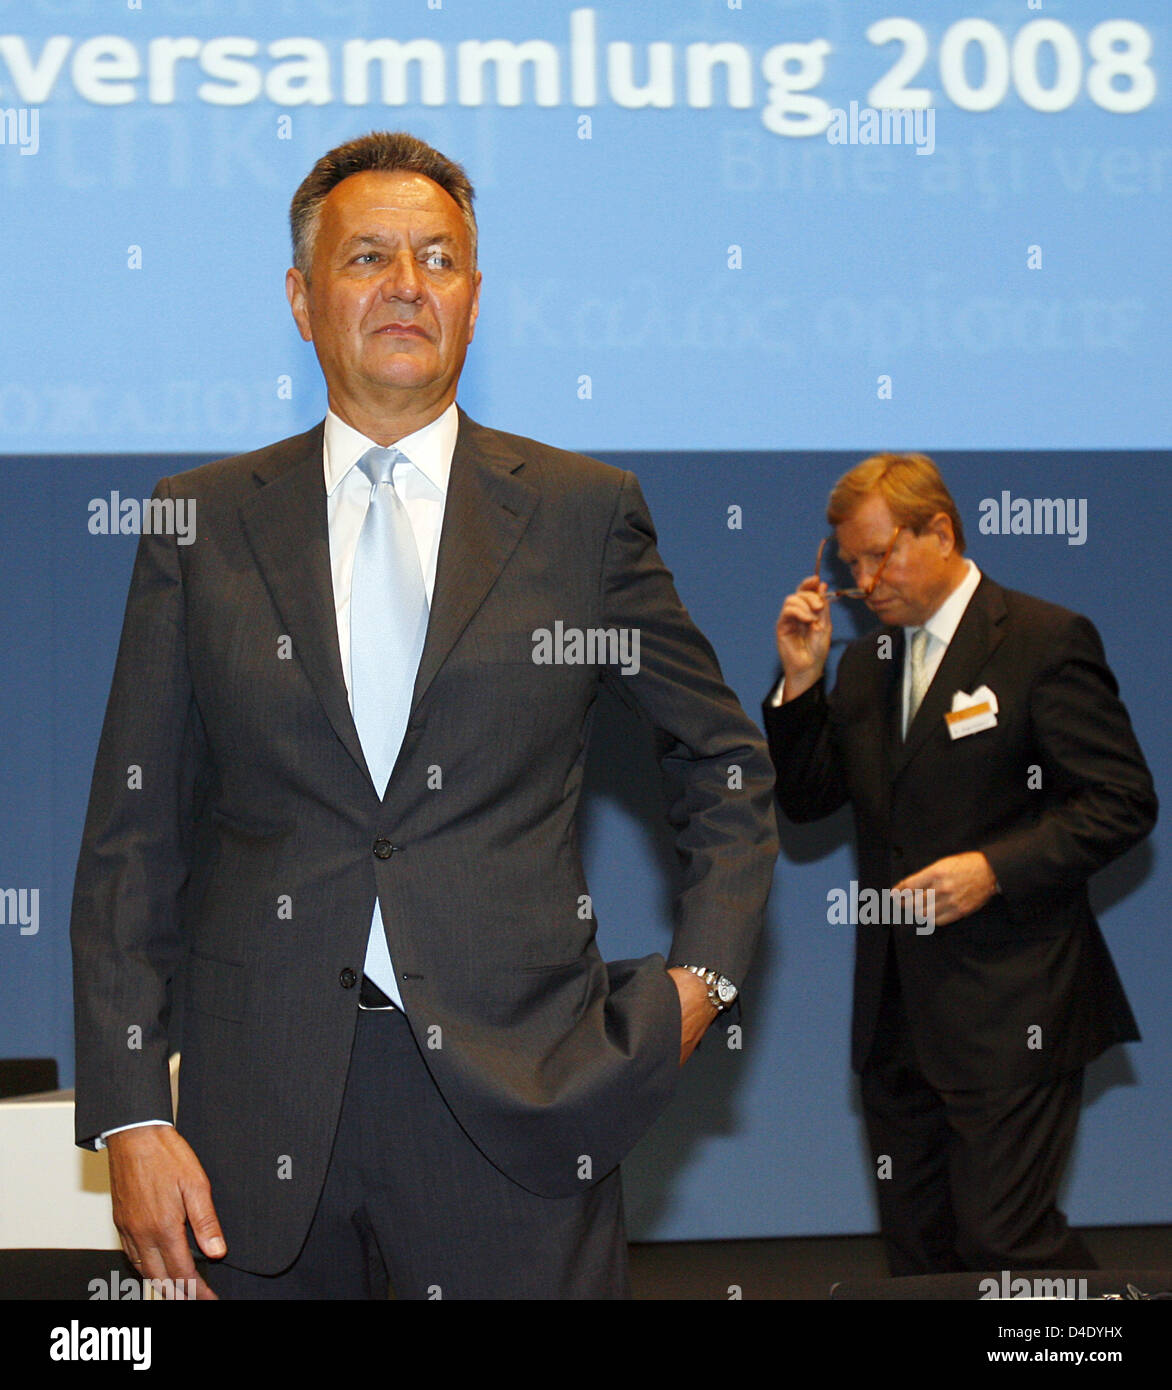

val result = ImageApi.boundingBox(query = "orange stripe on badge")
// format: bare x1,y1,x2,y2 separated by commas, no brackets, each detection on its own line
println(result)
945,702,993,725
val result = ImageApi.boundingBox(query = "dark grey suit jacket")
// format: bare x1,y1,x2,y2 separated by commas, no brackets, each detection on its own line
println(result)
764,575,1156,1091
71,409,778,1272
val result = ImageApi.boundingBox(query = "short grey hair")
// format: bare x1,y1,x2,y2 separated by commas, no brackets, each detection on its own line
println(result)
289,130,478,279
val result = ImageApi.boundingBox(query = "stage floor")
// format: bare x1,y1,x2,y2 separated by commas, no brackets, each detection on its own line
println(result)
629,1226,1172,1299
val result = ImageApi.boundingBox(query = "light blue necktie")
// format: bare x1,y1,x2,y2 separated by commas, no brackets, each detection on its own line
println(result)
350,445,429,1006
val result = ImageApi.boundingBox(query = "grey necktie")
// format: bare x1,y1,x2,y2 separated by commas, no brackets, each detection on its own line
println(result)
906,626,931,734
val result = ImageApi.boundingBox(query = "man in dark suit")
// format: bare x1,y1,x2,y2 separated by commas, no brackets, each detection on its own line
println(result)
71,131,778,1299
764,453,1155,1277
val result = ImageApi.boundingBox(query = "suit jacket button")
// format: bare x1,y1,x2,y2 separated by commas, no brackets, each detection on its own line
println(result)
339,968,358,989
373,837,395,859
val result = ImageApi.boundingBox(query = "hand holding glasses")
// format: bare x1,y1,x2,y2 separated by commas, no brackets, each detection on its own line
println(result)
776,526,904,699
813,527,902,600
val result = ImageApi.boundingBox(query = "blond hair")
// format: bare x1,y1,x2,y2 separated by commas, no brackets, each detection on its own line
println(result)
827,452,965,552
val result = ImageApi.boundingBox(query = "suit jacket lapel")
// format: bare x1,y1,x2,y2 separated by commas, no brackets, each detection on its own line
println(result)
238,411,540,796
890,574,1008,781
409,409,539,719
238,422,373,783
882,625,905,783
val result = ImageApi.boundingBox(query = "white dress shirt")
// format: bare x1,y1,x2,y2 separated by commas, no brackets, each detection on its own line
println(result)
899,558,982,736
325,401,456,689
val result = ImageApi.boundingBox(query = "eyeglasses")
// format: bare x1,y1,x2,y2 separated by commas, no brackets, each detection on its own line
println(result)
814,527,902,600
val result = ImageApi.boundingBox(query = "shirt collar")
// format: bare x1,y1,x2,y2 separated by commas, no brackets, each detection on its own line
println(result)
905,558,982,648
323,401,459,497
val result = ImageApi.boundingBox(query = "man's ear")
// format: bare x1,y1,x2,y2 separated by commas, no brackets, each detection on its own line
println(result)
285,267,314,343
927,511,956,555
466,269,483,344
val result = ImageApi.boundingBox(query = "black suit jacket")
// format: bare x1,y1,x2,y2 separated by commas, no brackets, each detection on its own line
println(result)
764,574,1155,1091
71,410,778,1272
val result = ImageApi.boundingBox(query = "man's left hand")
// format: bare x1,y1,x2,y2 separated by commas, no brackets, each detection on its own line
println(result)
668,967,721,1065
893,851,998,927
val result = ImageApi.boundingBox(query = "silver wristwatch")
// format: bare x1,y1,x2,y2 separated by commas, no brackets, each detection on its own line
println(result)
681,965,738,1012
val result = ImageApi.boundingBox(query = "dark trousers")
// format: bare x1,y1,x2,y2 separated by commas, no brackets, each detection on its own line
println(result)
206,1005,630,1299
859,951,1095,1277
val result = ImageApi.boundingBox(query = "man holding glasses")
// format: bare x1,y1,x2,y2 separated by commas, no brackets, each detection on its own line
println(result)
764,453,1156,1277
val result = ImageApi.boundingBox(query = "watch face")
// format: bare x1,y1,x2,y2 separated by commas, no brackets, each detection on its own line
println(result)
716,979,738,1004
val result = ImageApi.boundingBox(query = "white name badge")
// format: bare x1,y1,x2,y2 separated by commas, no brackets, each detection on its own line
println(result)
946,685,999,740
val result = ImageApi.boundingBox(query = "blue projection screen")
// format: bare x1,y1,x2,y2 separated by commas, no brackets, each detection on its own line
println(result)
1,1,1168,1243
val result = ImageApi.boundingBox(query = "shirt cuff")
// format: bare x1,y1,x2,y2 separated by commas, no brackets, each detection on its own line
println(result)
95,1119,174,1151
